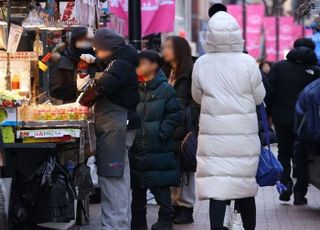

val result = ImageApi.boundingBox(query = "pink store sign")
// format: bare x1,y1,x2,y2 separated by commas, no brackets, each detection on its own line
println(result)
108,0,175,37
264,16,296,61
228,4,264,58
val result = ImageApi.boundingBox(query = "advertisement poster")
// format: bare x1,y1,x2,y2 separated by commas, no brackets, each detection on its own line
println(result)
264,17,277,61
246,4,264,58
264,16,295,61
228,4,264,58
109,0,175,36
59,1,80,27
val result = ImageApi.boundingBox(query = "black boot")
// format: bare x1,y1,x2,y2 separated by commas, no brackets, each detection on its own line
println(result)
279,182,293,202
151,220,174,230
174,206,194,224
132,223,148,230
294,193,308,205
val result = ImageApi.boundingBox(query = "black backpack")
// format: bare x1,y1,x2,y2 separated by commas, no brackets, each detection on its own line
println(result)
180,107,198,172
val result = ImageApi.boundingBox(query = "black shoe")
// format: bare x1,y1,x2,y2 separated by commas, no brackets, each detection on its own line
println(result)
279,182,293,202
151,220,174,230
174,207,194,225
294,193,308,205
132,225,148,230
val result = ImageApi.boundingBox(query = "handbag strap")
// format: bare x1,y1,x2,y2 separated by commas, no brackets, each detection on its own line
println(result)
185,106,194,133
259,104,271,149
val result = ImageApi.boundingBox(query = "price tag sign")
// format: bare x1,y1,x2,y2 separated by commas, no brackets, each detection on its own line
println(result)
7,24,23,53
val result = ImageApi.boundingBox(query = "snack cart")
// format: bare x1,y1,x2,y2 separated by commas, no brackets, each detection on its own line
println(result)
0,49,95,229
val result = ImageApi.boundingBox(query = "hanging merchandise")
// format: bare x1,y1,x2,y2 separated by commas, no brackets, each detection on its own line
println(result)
22,9,45,30
6,24,23,53
0,26,7,50
33,30,44,56
43,0,64,31
75,0,102,28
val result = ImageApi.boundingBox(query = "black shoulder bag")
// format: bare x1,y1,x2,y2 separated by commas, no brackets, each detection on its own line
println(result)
180,107,198,172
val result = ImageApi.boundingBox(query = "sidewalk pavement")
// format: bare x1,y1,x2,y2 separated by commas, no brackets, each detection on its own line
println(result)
78,185,320,230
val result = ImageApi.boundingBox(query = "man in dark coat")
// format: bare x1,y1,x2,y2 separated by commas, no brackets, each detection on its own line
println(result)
49,27,96,103
130,51,180,230
293,78,320,205
91,29,140,230
268,38,319,202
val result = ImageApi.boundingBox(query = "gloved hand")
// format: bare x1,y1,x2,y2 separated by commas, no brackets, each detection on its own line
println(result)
77,74,91,91
80,54,96,64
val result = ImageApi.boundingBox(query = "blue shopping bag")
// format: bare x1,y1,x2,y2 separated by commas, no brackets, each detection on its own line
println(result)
256,104,283,187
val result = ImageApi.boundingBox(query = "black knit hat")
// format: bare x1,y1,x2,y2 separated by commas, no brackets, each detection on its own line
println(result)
138,50,164,67
208,3,227,18
293,38,315,51
70,27,88,48
93,29,126,51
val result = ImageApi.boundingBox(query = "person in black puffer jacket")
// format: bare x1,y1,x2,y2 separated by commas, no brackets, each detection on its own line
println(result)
49,27,96,103
162,36,200,225
90,29,140,230
130,51,180,230
267,38,319,203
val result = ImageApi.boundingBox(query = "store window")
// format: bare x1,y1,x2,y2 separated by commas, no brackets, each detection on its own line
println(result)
174,0,192,41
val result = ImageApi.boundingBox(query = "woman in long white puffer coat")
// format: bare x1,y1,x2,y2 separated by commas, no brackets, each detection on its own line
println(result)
192,12,265,230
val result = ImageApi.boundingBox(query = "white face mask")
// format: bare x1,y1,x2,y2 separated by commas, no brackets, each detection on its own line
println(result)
76,41,92,49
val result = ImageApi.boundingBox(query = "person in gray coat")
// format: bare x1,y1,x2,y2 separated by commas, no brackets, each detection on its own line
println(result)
84,29,140,230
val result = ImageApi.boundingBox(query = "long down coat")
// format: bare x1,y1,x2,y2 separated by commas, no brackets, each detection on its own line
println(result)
130,70,181,189
192,12,266,200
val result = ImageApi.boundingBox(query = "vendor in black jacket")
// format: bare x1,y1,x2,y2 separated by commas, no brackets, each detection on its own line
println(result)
267,38,319,202
90,29,140,230
49,27,96,103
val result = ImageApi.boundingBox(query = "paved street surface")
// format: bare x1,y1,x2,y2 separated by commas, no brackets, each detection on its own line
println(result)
78,185,320,230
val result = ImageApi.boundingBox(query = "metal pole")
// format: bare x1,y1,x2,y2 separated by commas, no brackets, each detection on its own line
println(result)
129,0,142,50
7,0,11,31
302,17,305,37
242,0,247,49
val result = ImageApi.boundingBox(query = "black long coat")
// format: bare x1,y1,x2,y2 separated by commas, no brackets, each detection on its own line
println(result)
171,67,200,147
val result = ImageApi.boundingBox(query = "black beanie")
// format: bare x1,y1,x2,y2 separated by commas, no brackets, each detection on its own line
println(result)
293,38,315,51
208,3,227,18
70,27,88,48
138,50,164,67
93,29,126,51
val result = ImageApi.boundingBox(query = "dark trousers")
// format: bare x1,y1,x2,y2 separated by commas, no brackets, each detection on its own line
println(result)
209,197,256,230
274,123,294,186
131,187,173,227
294,141,309,196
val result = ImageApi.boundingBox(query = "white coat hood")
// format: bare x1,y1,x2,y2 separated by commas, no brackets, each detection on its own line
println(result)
205,11,244,53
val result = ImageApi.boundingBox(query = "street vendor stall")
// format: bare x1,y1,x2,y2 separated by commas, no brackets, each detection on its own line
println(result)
0,1,104,229
0,51,96,229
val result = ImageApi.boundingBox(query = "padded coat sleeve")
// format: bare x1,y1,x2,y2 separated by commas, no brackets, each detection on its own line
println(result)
191,61,203,105
159,86,181,141
94,60,128,97
250,62,266,105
